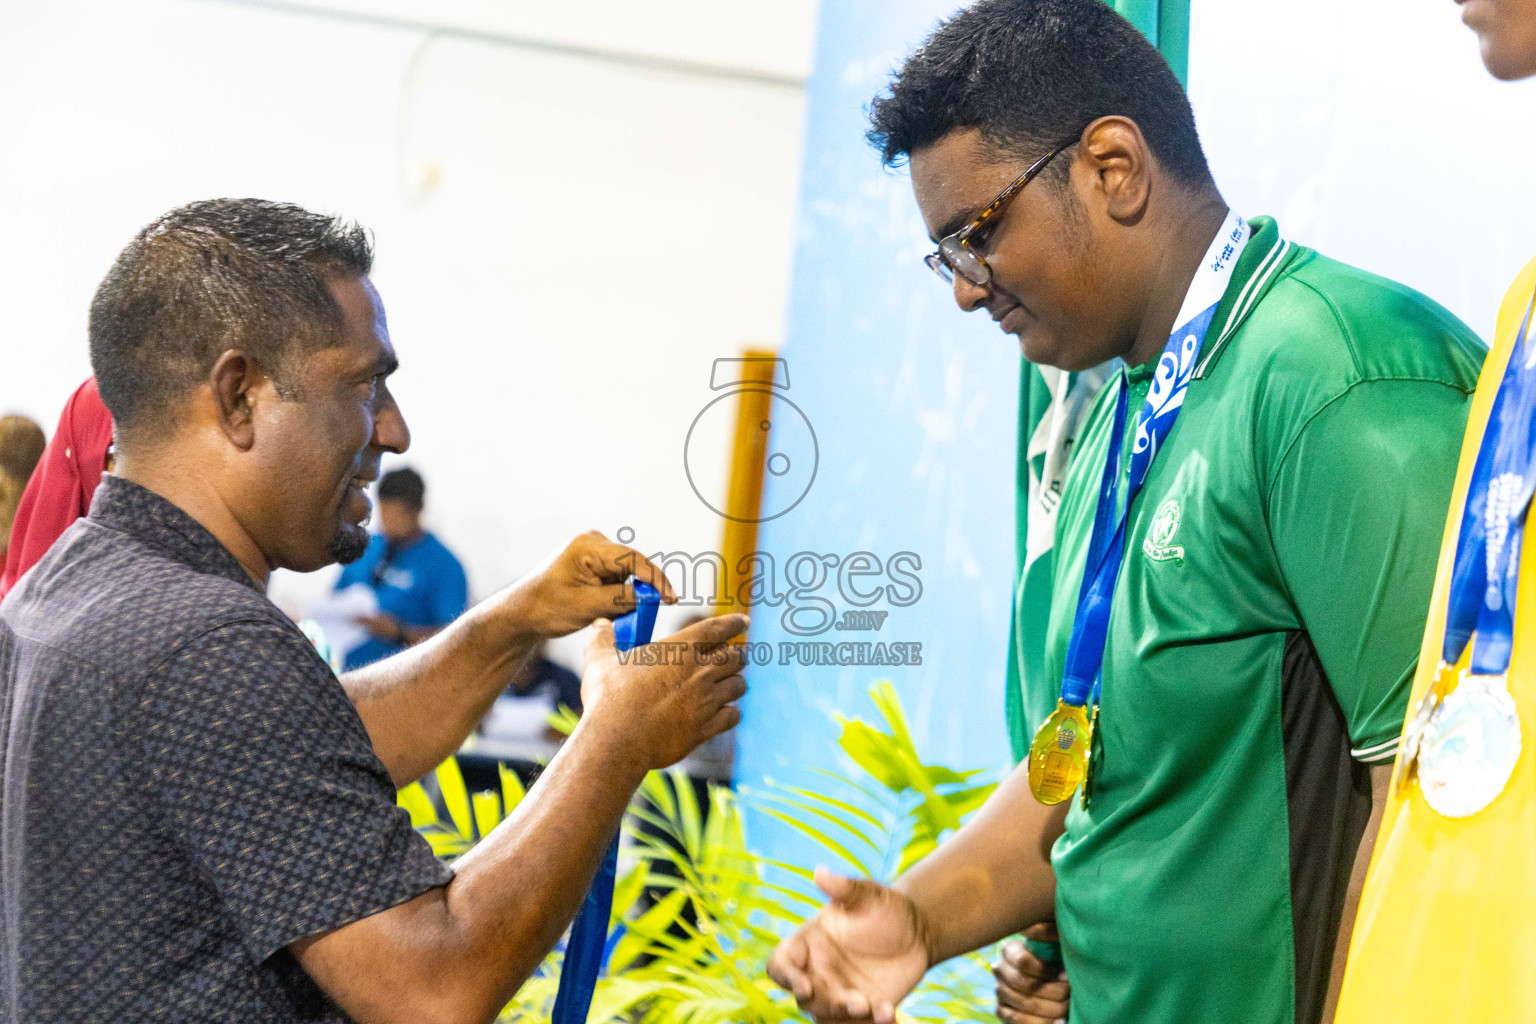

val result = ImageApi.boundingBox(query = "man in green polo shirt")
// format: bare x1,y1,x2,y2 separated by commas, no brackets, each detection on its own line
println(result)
766,2,1485,1024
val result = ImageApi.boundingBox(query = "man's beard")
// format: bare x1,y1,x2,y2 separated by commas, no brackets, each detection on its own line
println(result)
329,521,371,564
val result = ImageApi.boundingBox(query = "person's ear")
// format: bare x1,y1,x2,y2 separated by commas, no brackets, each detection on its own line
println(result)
207,349,266,452
1076,116,1151,224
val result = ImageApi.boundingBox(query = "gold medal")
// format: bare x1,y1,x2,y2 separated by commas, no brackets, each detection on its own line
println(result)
1029,699,1093,804
1394,660,1458,795
1418,672,1522,818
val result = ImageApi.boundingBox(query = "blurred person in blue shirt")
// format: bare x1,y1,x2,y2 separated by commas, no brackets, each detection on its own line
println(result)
336,467,467,669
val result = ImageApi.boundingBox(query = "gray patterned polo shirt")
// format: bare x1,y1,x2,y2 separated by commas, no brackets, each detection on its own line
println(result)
0,475,452,1022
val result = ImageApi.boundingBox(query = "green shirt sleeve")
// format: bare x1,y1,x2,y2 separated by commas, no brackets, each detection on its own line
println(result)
1266,379,1470,762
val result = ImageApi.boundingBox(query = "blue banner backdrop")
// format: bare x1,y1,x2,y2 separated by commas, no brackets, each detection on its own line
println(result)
733,0,1020,871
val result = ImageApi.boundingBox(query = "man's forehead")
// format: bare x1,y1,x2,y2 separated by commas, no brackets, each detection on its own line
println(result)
359,276,392,350
320,274,395,373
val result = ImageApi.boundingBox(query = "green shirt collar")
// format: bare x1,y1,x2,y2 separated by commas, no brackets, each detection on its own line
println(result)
1120,216,1291,385
1193,215,1294,378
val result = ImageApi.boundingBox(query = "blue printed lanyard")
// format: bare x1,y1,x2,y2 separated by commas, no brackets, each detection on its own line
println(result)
1058,212,1250,707
1443,289,1536,676
551,581,660,1024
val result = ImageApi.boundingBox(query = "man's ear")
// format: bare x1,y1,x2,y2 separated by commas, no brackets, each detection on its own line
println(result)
1077,116,1152,223
207,349,266,451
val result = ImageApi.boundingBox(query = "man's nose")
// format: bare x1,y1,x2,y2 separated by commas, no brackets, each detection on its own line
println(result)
374,396,411,454
952,272,991,313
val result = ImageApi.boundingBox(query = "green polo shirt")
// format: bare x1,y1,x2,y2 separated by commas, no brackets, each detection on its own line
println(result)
1022,217,1483,1024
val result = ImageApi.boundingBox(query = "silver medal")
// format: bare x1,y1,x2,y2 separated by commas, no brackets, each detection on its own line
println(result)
1418,673,1522,818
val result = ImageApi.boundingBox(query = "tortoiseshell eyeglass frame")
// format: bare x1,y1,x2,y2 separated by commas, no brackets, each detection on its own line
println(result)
924,134,1081,287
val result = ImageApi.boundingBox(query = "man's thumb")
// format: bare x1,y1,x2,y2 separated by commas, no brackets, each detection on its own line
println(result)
814,865,880,908
585,619,616,659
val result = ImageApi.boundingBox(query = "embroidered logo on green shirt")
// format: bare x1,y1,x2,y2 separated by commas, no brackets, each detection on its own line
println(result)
1143,498,1185,565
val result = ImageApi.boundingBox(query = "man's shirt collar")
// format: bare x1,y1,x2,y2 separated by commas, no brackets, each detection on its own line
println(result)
1194,215,1295,378
1118,215,1291,386
88,475,261,592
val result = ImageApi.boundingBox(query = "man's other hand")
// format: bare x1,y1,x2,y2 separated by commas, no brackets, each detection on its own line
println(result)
768,867,931,1024
579,613,748,771
503,531,679,639
994,923,1069,1024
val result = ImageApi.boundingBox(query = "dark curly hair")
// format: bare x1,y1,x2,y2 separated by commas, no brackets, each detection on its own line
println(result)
867,0,1210,186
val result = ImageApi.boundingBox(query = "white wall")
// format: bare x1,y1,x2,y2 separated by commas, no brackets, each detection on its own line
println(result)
1190,0,1536,344
0,0,814,660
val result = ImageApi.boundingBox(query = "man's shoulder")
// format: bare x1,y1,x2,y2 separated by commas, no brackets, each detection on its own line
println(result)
146,615,345,726
1241,251,1484,393
7,519,291,677
1210,251,1484,487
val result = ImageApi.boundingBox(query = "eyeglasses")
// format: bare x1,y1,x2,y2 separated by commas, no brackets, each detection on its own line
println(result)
923,135,1080,288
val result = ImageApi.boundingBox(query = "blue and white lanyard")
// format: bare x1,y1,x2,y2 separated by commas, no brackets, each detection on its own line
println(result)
1058,211,1250,708
1443,287,1536,675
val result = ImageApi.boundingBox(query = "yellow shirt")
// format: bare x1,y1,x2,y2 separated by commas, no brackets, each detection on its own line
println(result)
1336,255,1536,1022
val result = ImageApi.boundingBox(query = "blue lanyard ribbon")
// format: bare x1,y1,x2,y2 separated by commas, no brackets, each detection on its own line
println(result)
1443,290,1536,676
551,581,660,1024
1058,212,1249,707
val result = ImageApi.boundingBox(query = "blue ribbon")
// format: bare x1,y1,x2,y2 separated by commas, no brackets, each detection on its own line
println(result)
551,580,660,1024
1443,291,1536,676
1058,301,1223,707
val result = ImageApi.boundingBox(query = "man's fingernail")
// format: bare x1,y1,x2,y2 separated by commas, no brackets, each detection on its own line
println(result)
1057,971,1067,981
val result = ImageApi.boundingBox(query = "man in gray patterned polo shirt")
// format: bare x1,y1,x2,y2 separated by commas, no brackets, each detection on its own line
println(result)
0,199,746,1023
